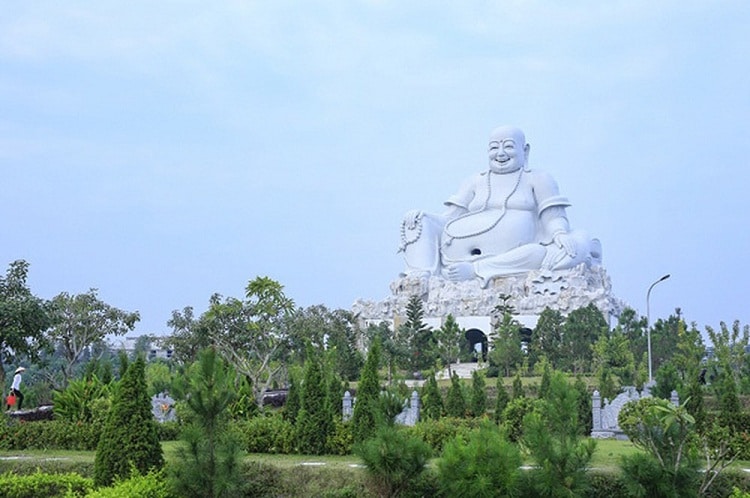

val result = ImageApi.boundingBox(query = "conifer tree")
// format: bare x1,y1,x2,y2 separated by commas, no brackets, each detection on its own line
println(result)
445,372,466,418
470,369,487,417
494,375,509,424
352,339,382,443
574,375,592,436
169,348,243,498
94,356,164,486
296,345,332,454
400,295,437,372
284,369,300,423
539,361,552,399
511,371,525,399
421,374,444,420
434,314,463,376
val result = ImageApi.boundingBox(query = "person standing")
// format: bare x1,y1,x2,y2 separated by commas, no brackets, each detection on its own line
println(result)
8,367,25,410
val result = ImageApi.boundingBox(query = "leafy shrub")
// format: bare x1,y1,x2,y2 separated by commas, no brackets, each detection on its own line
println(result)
326,419,354,455
501,396,535,443
403,416,477,453
355,425,432,498
83,470,175,498
0,419,100,451
53,375,110,424
237,414,294,454
156,421,182,442
437,423,521,497
0,470,93,498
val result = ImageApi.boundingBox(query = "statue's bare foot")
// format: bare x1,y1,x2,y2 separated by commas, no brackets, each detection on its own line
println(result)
445,262,476,281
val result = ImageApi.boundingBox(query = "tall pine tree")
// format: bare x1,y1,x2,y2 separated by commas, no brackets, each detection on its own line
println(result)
94,356,164,486
352,339,382,442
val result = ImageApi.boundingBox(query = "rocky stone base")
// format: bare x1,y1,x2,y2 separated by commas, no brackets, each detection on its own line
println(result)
353,263,626,323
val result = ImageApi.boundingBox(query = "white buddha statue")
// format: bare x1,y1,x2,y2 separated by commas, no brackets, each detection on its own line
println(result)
399,126,601,285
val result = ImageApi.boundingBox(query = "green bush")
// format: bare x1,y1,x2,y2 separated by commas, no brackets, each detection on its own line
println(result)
94,356,164,486
403,417,477,453
501,396,535,443
437,423,521,497
237,414,294,454
355,425,432,498
0,470,93,498
156,421,182,442
52,376,110,424
326,419,354,455
0,420,100,451
83,470,175,498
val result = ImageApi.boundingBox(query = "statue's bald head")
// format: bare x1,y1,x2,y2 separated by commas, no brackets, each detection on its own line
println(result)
488,126,529,173
489,126,526,147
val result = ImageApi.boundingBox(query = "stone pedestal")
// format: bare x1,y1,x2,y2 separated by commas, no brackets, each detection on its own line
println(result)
353,264,625,333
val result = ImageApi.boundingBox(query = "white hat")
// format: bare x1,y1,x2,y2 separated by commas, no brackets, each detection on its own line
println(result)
14,367,25,374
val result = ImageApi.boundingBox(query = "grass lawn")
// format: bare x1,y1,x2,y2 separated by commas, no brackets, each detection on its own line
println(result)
2,438,749,474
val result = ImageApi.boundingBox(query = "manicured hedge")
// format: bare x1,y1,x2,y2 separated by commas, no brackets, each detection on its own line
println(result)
0,420,100,451
0,470,93,498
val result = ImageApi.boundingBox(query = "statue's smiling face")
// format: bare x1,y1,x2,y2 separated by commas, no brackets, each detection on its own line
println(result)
488,137,523,174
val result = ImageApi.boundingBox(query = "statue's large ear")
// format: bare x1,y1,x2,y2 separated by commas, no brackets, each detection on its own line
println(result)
524,143,530,163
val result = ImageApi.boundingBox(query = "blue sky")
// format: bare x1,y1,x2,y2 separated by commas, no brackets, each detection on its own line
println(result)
2,1,749,336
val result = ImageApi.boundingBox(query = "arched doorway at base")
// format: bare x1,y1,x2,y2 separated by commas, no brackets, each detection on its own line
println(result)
465,328,488,362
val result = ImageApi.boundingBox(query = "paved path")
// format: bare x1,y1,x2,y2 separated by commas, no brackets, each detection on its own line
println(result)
404,362,486,387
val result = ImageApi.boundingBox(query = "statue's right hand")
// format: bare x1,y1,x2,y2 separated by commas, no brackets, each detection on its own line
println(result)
404,210,423,230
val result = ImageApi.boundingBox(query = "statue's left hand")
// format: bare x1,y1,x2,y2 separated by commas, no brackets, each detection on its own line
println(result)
553,232,577,258
542,233,577,270
445,262,477,281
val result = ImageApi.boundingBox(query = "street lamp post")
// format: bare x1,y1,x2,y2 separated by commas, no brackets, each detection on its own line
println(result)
646,274,671,384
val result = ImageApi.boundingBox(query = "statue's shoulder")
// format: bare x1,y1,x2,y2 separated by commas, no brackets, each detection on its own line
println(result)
525,168,559,187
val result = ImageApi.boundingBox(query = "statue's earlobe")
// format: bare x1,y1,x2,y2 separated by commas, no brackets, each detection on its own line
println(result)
524,143,531,162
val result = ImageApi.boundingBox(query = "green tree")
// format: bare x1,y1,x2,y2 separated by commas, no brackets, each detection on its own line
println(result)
284,367,301,423
512,371,525,399
539,361,552,399
170,348,242,498
399,295,437,372
352,339,382,443
434,314,463,376
438,422,521,497
494,375,510,424
613,307,648,370
367,322,408,385
648,310,686,375
523,371,596,497
573,375,592,436
355,425,432,498
618,397,700,497
0,260,52,389
469,369,487,417
94,356,164,486
490,311,523,377
420,373,444,420
47,289,139,387
204,276,295,410
164,306,212,365
445,371,466,418
295,345,332,455
561,303,607,374
284,305,362,380
592,330,635,394
530,308,565,370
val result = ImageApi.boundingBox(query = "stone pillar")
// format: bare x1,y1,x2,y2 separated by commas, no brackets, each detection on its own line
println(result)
670,389,679,407
342,391,353,421
410,390,420,424
592,390,602,431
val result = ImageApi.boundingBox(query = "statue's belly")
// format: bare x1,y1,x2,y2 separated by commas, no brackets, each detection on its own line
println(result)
441,209,537,262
